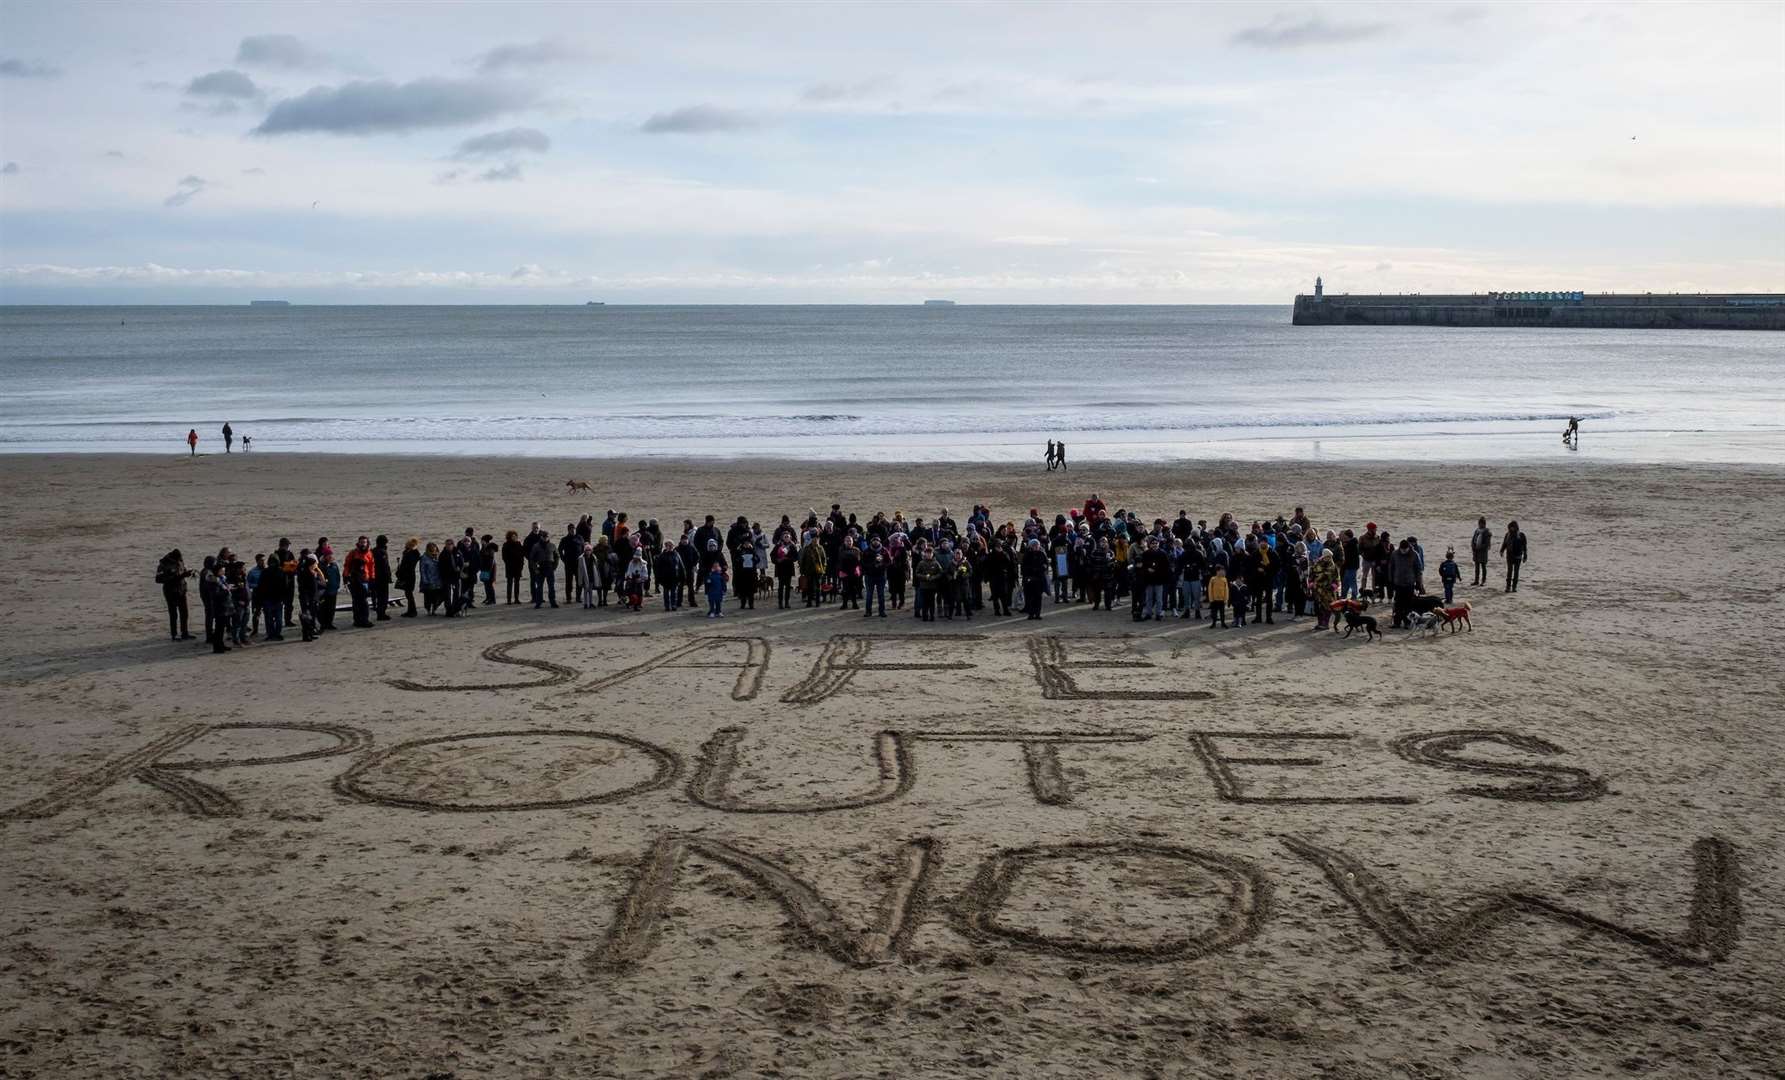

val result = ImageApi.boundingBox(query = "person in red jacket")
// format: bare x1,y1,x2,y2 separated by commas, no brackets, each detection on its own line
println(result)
344,536,376,628
186,428,199,456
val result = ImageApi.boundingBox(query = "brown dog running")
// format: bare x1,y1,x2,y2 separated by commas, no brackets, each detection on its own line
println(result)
566,480,593,495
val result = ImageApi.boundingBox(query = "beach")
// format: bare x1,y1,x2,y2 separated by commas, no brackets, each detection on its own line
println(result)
2,451,1782,1079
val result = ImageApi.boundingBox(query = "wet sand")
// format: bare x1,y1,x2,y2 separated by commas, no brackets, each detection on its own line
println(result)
1,452,1782,1079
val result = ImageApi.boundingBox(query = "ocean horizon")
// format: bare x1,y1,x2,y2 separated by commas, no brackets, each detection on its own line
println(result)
3,303,1782,464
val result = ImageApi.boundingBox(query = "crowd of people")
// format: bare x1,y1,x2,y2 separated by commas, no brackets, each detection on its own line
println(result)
152,496,1530,654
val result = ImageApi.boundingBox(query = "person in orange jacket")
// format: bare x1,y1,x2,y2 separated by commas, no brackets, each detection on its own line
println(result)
344,535,377,628
186,428,199,456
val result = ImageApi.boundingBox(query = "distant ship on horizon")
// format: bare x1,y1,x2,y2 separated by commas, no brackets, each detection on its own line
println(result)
585,301,605,306
922,299,956,307
248,299,290,307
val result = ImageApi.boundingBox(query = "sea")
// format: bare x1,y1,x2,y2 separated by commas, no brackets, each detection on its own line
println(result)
2,304,1782,464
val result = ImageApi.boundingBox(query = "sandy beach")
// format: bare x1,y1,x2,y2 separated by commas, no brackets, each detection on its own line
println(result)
1,452,1781,1079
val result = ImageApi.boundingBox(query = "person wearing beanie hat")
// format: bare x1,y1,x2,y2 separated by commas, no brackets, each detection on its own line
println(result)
1439,547,1462,605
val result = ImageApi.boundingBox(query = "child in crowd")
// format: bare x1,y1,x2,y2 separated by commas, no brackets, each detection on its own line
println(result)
1439,548,1461,605
1206,566,1229,628
623,554,649,611
1230,577,1250,628
704,561,729,618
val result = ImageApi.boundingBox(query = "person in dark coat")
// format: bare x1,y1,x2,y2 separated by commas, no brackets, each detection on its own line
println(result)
396,538,422,617
1020,539,1050,619
372,535,393,620
156,549,195,641
1500,521,1529,593
500,530,525,603
655,541,685,611
982,541,1015,616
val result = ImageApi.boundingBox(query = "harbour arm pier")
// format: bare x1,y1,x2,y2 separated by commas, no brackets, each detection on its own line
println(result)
1292,279,1785,330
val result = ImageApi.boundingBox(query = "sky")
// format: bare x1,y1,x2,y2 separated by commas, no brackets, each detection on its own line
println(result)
0,0,1781,304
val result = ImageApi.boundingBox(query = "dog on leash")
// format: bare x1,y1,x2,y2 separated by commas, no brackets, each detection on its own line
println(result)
1329,597,1368,633
1408,595,1445,617
1341,608,1380,641
1438,601,1473,632
566,480,593,495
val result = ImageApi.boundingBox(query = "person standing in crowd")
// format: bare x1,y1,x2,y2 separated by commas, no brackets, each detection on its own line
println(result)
371,535,393,621
1389,537,1421,628
861,536,889,618
799,533,827,608
735,536,760,610
345,536,375,629
418,542,442,614
500,530,525,604
623,552,649,611
1310,550,1338,630
703,557,728,618
227,558,251,646
255,547,286,640
1470,516,1493,586
1500,521,1528,593
982,539,1013,616
197,556,224,653
456,531,480,611
318,549,341,631
771,534,797,609
529,529,559,609
559,524,583,606
246,553,265,636
156,549,195,641
436,540,461,616
395,538,421,617
656,540,685,611
221,421,233,453
479,534,499,605
295,552,321,642
1020,538,1049,620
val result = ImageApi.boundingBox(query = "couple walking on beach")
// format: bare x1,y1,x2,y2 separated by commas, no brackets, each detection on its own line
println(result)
1044,440,1068,471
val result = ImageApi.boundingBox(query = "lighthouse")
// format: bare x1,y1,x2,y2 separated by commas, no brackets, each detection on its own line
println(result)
1314,276,1324,300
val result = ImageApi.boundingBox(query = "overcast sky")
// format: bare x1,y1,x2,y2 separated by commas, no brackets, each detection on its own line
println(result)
0,0,1780,303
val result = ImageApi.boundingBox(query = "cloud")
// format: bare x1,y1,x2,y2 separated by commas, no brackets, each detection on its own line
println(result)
186,69,263,101
236,34,328,70
639,104,757,134
451,126,550,159
253,77,536,135
164,175,207,207
1231,16,1389,48
1,162,19,175
800,77,893,104
104,149,126,159
477,162,524,182
475,40,587,73
241,167,266,175
0,58,61,79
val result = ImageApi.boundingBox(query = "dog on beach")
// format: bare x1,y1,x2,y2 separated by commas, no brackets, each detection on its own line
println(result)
1415,610,1445,635
1341,608,1380,641
566,480,593,495
1407,595,1445,616
1329,597,1368,633
1438,601,1473,632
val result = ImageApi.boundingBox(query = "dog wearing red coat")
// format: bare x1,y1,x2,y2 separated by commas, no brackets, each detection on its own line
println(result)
1438,601,1473,633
